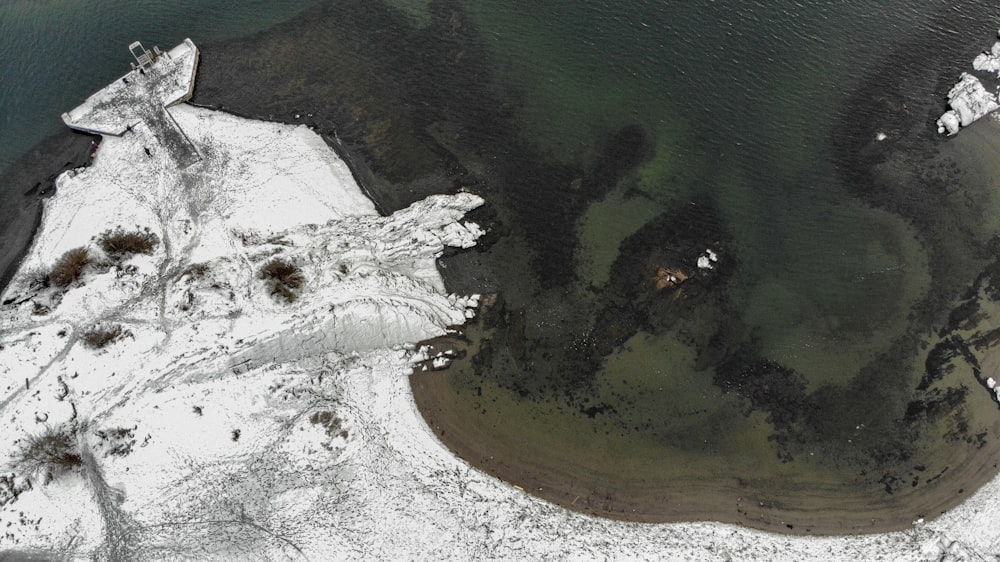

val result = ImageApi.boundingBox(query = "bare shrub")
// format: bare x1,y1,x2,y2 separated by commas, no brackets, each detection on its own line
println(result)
259,258,304,303
98,227,159,259
9,425,82,484
310,410,348,440
181,262,210,279
48,247,92,287
26,267,51,290
81,324,125,349
94,426,136,457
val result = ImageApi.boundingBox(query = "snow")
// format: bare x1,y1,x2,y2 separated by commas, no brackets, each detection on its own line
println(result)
0,99,487,559
2,44,1000,561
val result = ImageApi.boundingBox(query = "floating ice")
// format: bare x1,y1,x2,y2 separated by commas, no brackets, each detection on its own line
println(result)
697,248,718,270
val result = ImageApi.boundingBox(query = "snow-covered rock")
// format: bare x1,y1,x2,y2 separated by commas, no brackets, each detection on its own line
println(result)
937,31,1000,135
696,248,718,270
937,73,998,135
972,40,1000,74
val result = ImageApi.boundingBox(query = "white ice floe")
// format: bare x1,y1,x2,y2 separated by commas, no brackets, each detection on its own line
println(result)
697,248,718,270
6,44,1000,562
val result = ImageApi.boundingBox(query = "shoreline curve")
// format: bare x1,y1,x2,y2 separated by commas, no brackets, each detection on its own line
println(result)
410,363,1000,536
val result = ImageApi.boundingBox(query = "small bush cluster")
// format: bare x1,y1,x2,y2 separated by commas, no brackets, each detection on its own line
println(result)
259,258,304,303
310,410,349,439
81,324,125,349
27,268,51,290
98,227,159,260
9,425,82,484
94,426,136,457
48,247,92,287
182,263,210,279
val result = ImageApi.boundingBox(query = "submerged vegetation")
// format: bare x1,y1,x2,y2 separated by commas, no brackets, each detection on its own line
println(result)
169,0,1000,531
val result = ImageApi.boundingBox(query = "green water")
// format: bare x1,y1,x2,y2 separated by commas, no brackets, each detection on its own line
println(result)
466,0,937,383
392,0,1000,518
454,2,921,381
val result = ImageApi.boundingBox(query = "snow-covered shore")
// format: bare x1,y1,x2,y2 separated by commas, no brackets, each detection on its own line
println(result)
1,76,998,562
0,102,487,559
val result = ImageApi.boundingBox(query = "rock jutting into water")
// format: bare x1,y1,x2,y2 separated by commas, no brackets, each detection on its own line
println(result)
937,32,1000,135
937,73,998,134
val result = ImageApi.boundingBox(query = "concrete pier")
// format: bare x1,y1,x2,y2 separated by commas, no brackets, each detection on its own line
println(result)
62,39,201,168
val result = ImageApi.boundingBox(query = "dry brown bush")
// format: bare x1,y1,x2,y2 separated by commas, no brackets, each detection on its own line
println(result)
48,247,92,287
9,425,82,484
81,324,125,349
182,262,210,279
259,258,304,303
98,227,159,259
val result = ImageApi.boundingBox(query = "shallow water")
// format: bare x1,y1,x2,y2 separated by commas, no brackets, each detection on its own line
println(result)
406,0,1000,527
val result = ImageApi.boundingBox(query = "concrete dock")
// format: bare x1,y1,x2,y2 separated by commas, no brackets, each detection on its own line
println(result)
62,39,201,168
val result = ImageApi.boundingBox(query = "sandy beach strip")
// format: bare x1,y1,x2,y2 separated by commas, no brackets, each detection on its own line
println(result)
411,367,1000,536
